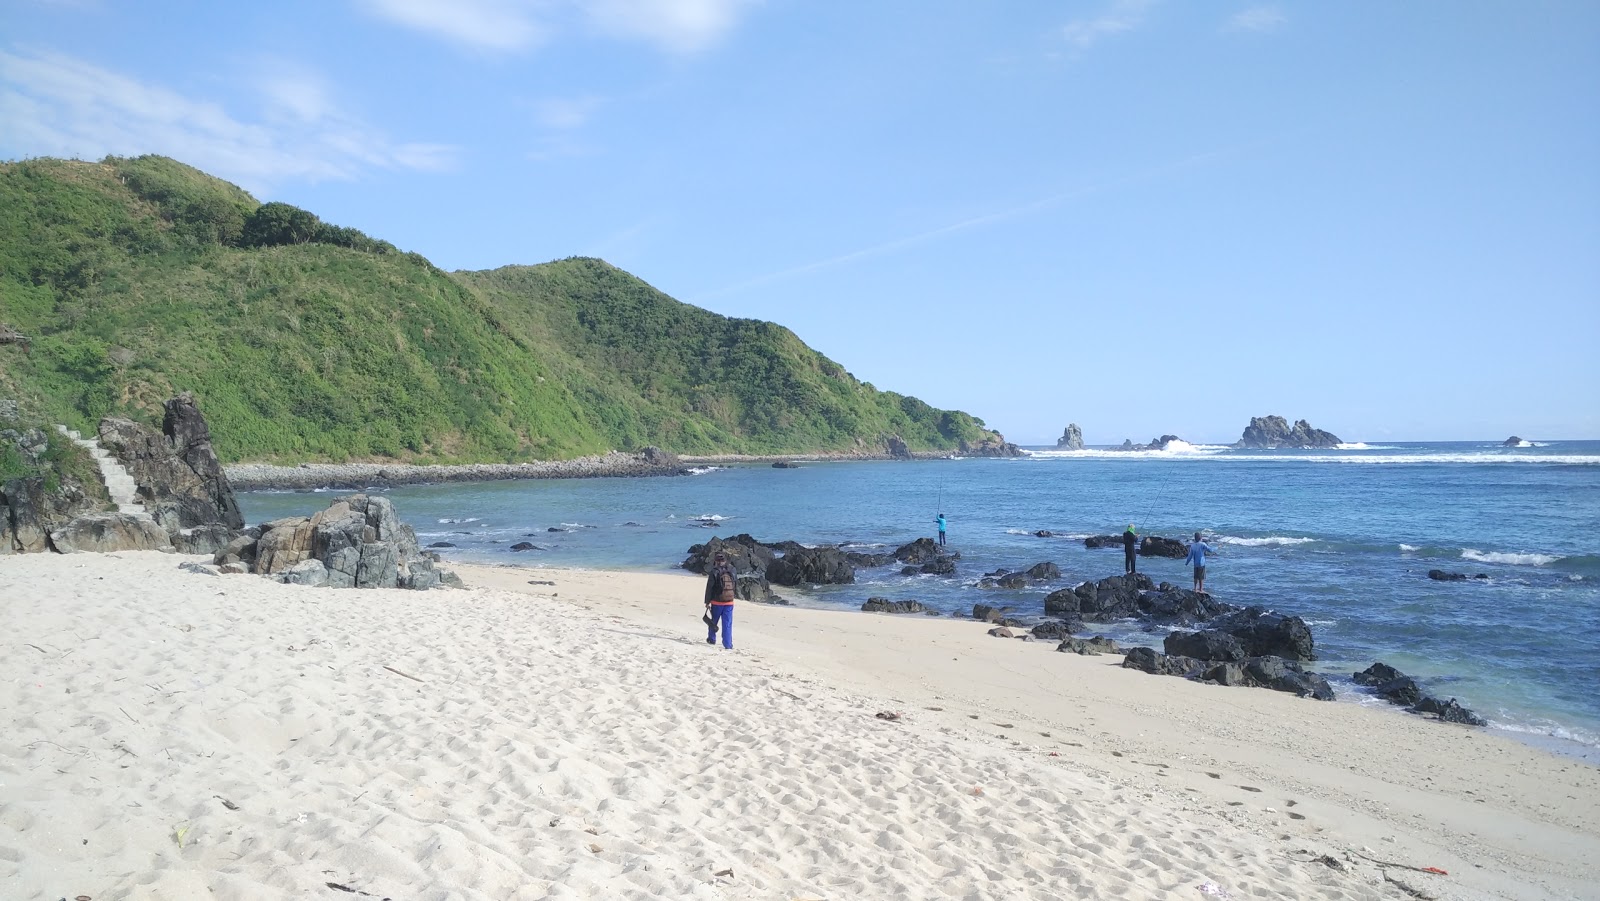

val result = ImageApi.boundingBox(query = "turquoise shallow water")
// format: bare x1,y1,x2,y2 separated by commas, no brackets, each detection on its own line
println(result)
239,440,1600,758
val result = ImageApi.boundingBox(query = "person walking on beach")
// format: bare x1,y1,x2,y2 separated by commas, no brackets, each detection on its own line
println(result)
1123,524,1138,574
935,513,947,546
1186,531,1216,594
704,551,738,649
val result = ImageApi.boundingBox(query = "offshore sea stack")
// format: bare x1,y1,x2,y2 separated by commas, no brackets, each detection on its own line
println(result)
1234,415,1342,449
1056,423,1085,450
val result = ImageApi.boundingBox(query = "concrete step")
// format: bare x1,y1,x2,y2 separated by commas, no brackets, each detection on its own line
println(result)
56,424,148,515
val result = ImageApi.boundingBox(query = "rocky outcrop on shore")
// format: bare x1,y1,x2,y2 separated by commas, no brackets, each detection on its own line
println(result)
1056,424,1084,450
1122,649,1334,700
225,447,685,490
958,434,1024,457
1234,416,1341,449
1354,663,1486,725
98,392,245,554
215,493,458,590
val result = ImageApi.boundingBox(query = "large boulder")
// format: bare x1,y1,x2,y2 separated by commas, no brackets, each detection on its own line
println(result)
1121,647,1208,678
1207,607,1315,661
50,513,173,554
1083,535,1122,549
1056,423,1085,450
682,534,776,575
248,494,449,590
1029,618,1085,640
1164,630,1248,662
1025,561,1060,580
1072,573,1155,621
1138,588,1232,625
1057,637,1120,656
1234,415,1342,449
767,546,855,586
1138,536,1188,558
2,475,103,554
862,597,926,614
893,537,945,565
958,434,1023,457
1203,657,1334,700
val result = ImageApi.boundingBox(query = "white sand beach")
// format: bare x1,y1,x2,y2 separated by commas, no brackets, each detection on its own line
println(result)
2,551,1596,900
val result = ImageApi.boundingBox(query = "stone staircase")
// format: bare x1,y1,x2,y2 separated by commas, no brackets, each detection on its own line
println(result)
56,425,150,517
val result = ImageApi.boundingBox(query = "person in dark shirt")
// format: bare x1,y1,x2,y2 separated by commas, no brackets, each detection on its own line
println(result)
1123,524,1138,574
703,552,738,649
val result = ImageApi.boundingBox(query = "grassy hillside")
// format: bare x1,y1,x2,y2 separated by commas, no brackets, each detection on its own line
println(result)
0,155,996,463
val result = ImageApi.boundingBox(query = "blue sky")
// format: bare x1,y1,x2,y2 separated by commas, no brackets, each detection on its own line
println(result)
3,1,1597,444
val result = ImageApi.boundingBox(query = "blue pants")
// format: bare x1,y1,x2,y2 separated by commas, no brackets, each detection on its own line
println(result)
707,605,733,649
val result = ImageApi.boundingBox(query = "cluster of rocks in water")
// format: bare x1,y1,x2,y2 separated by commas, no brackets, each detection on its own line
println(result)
1428,569,1488,582
1054,414,1343,452
692,531,1488,726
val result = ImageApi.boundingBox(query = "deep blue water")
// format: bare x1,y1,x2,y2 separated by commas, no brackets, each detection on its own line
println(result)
239,440,1600,757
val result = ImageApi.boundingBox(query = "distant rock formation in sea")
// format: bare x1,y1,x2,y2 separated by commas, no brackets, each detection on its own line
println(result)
1112,435,1184,452
1503,436,1523,447
959,434,1024,457
1234,416,1341,449
1056,423,1084,450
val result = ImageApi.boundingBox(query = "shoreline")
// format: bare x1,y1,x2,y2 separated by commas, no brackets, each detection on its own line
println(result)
223,449,965,490
1,551,1595,899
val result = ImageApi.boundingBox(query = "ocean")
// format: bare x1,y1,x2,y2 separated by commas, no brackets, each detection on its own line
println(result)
238,440,1600,759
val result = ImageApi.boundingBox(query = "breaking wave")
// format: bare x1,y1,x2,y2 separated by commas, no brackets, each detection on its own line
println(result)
1461,549,1559,567
1214,535,1316,547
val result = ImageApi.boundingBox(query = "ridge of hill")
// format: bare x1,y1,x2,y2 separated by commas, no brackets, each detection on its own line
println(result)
0,155,1002,464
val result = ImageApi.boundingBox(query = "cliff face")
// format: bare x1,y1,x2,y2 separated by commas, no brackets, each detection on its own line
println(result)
1235,416,1342,449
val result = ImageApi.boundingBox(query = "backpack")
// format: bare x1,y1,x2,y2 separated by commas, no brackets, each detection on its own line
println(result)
717,569,737,603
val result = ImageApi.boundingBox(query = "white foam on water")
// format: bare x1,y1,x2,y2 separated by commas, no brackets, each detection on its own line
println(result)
694,514,731,522
1487,717,1600,750
1398,544,1419,552
438,516,481,524
1028,450,1597,465
685,466,720,475
1461,549,1559,567
1214,535,1315,547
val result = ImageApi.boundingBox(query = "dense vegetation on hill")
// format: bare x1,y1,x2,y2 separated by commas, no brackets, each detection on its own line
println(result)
0,155,998,463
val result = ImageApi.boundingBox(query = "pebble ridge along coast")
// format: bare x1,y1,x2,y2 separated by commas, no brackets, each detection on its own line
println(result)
225,448,685,490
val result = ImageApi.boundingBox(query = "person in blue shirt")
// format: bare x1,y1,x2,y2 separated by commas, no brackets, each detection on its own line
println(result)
935,513,947,546
1186,531,1216,593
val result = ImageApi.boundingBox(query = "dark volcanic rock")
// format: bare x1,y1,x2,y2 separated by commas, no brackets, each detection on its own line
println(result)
844,551,892,567
429,541,456,548
1164,630,1248,662
767,546,856,586
1057,636,1120,656
1138,536,1188,558
1033,530,1053,538
996,572,1028,588
510,542,538,551
1121,647,1208,678
1428,569,1488,582
919,557,957,576
1207,607,1315,660
1138,588,1231,625
771,461,800,468
1025,561,1060,580
893,537,947,565
1502,436,1522,447
1203,657,1334,700
862,597,927,614
1235,415,1342,449
737,573,785,604
1029,618,1084,640
972,604,1009,624
1084,535,1122,549
683,534,776,575
1413,696,1487,726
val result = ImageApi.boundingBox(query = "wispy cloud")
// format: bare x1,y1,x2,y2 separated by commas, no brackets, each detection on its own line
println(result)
356,0,758,54
1061,0,1156,50
1225,6,1286,33
353,0,547,51
0,49,459,192
699,145,1251,301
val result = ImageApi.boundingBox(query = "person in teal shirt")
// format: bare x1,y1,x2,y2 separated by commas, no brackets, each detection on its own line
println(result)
935,513,947,546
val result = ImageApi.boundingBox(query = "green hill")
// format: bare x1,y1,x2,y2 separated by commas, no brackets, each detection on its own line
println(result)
0,155,999,463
